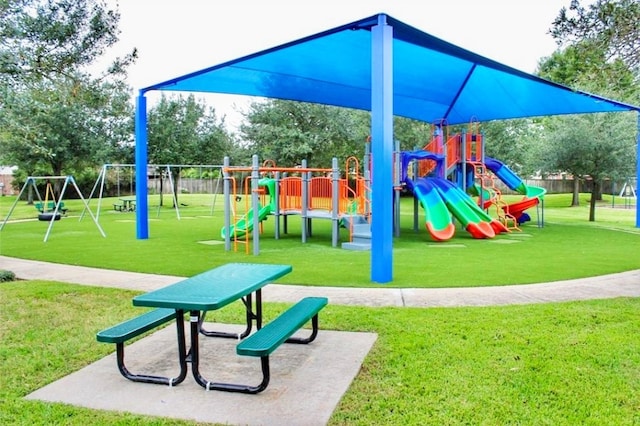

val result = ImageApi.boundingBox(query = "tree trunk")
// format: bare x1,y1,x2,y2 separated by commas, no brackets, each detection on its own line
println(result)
159,176,164,207
571,178,580,206
172,170,180,208
589,180,599,222
27,184,34,204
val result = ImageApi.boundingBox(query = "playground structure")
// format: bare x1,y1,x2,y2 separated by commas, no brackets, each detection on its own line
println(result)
399,122,546,241
222,122,547,251
221,155,372,254
0,175,105,242
85,164,224,222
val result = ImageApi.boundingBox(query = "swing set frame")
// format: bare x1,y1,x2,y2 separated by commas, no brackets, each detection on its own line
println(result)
84,163,224,222
0,175,106,242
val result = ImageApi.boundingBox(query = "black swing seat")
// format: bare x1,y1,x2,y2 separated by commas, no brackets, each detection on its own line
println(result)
38,213,61,221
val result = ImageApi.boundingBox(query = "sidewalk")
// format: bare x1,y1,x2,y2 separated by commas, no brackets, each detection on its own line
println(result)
2,255,640,307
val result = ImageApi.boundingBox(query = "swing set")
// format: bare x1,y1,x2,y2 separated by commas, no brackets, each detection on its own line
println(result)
84,163,224,222
0,175,105,242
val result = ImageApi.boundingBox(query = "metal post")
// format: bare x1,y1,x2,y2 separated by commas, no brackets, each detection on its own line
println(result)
251,155,260,255
301,159,308,243
0,177,34,231
370,15,394,283
636,113,640,227
223,157,231,251
69,176,106,237
331,158,339,247
274,171,281,239
393,140,401,237
135,92,149,239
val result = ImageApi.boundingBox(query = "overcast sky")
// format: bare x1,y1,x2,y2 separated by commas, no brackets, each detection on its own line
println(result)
101,0,579,128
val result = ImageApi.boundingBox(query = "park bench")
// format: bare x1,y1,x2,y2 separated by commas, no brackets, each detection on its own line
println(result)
236,296,328,393
96,307,187,385
112,203,124,212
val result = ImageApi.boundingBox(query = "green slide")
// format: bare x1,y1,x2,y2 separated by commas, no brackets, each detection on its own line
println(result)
431,178,496,239
220,203,273,239
221,178,277,239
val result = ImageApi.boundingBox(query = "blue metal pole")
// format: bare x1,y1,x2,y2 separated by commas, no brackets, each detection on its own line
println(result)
636,112,639,227
370,15,394,283
135,91,149,239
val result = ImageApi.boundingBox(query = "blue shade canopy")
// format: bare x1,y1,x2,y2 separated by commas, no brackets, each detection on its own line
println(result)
136,13,640,283
143,14,640,124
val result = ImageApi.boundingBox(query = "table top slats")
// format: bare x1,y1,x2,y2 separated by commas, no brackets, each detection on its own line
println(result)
132,263,292,311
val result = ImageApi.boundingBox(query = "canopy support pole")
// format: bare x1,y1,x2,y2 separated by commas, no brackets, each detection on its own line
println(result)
370,15,394,283
135,91,149,239
636,112,640,228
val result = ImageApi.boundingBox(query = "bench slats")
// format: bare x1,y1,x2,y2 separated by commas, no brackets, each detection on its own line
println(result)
96,308,176,344
237,297,328,357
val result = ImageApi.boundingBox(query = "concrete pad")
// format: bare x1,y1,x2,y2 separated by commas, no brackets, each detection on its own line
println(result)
26,322,377,426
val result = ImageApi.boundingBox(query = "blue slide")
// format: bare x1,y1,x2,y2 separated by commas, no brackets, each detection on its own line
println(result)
483,156,546,223
484,157,527,194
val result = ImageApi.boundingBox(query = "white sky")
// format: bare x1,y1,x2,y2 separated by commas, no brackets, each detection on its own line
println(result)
100,0,579,129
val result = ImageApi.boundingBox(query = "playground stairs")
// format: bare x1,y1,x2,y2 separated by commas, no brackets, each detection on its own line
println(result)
340,214,371,251
469,162,520,232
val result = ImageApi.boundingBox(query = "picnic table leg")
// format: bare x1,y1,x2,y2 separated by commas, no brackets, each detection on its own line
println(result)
190,309,268,393
115,309,189,386
199,289,262,338
173,310,189,384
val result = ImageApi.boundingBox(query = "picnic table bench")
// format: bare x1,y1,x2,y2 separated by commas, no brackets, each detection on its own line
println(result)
96,308,187,386
236,296,327,393
96,263,328,394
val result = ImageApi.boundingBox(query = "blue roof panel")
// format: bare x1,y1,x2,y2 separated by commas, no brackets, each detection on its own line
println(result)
144,13,639,124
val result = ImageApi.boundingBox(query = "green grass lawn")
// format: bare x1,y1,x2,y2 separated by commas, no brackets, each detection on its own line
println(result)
2,280,639,425
1,193,638,424
1,193,638,287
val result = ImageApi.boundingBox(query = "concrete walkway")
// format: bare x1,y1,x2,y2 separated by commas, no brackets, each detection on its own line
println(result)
2,255,640,307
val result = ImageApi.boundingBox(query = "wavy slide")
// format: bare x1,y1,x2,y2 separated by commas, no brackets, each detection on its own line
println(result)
406,177,456,241
430,177,507,239
407,176,508,241
484,157,546,222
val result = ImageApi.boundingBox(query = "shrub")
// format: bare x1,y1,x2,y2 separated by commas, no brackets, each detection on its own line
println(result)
0,270,16,282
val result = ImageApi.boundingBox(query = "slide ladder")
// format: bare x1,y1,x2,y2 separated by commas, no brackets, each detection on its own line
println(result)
468,162,519,231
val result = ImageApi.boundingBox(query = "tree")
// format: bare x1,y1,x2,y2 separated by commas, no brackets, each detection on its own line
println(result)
239,100,370,170
0,0,136,84
0,0,137,197
550,0,640,75
536,0,640,217
392,117,432,151
147,94,233,206
538,112,636,220
481,119,546,178
0,73,133,191
538,43,637,100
